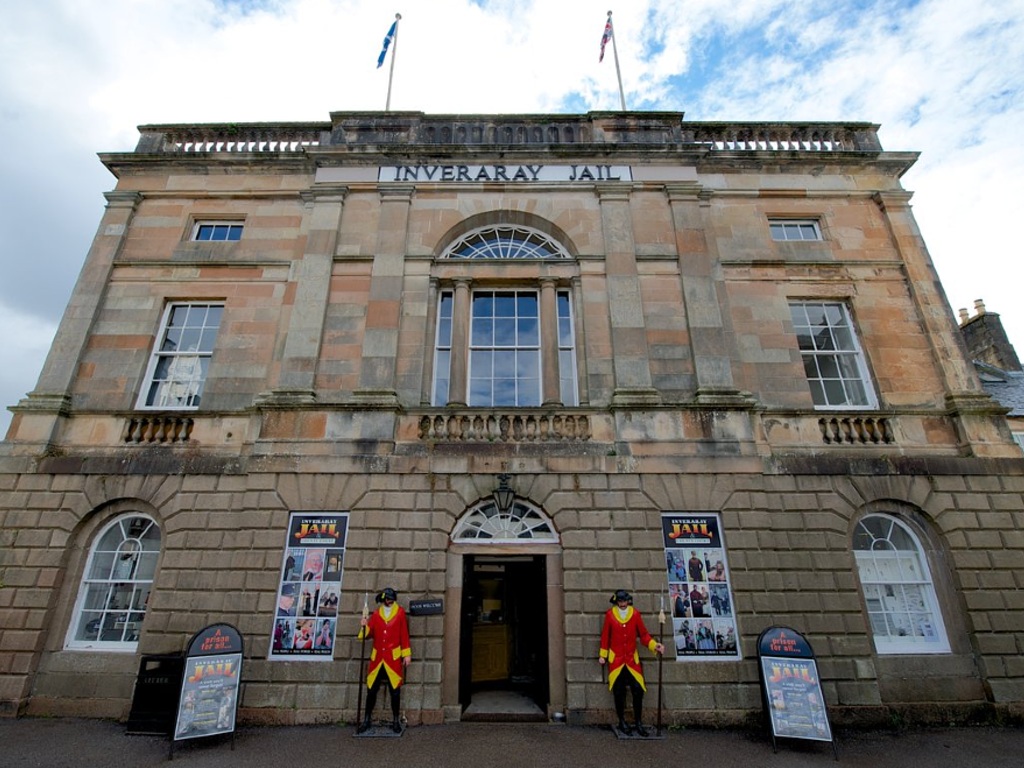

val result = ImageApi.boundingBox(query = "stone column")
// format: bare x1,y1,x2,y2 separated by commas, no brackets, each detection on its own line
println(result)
259,185,347,404
442,550,464,722
596,184,660,406
874,191,1013,456
8,191,140,443
539,277,561,406
666,183,753,406
447,278,472,406
353,186,414,405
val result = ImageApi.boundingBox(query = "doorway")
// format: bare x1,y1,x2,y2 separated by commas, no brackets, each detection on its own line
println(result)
459,555,548,720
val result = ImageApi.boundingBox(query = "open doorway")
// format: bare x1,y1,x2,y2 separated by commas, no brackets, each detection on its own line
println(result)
459,555,548,720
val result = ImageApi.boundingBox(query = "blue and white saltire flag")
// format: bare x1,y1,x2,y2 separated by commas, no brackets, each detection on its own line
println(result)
377,20,398,68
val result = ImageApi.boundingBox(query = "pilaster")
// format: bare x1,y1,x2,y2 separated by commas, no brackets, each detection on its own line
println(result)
596,184,660,406
353,186,414,406
7,190,141,444
259,185,348,405
667,183,754,408
874,191,1013,456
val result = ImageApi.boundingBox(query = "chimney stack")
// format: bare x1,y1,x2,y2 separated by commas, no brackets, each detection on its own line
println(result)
959,300,1022,371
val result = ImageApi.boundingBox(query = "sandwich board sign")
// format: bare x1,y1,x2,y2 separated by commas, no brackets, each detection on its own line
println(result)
171,623,244,759
756,626,837,760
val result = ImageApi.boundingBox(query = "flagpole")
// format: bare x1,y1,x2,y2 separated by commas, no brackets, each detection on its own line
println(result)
657,597,665,736
608,11,627,111
355,592,369,731
385,13,401,112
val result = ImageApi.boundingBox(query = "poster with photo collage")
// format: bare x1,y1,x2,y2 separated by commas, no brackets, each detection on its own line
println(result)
269,512,348,661
662,512,741,660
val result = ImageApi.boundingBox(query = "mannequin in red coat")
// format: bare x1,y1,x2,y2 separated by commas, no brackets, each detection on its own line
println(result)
598,589,664,735
358,587,411,733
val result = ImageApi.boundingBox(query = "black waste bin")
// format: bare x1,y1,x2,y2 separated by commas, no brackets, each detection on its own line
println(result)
126,654,185,735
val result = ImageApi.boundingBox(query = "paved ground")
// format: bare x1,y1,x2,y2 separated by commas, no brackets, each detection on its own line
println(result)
1,717,1023,768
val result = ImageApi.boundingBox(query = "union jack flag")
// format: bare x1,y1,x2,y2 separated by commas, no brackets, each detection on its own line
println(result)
599,16,613,62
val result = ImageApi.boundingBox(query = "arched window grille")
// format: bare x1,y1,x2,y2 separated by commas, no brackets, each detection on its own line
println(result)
441,225,571,260
852,513,950,654
451,501,557,542
66,514,161,651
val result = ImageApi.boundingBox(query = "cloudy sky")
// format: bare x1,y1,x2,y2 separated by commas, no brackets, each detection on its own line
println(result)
1,0,1022,437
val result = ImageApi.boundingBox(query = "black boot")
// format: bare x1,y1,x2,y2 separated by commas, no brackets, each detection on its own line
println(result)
617,718,631,735
392,717,402,734
634,722,648,737
357,716,372,734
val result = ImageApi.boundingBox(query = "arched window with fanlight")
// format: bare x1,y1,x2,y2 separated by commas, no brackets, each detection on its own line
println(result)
65,514,161,651
451,500,558,543
853,513,950,654
433,224,579,408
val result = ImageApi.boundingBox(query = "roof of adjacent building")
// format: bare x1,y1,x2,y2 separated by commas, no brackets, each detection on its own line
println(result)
976,361,1024,416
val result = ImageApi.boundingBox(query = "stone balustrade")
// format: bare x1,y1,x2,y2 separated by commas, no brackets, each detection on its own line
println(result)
686,122,882,152
122,414,194,444
418,411,592,443
135,124,327,154
818,415,895,445
131,114,884,154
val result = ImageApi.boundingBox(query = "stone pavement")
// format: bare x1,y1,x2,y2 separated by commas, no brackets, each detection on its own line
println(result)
1,717,1023,768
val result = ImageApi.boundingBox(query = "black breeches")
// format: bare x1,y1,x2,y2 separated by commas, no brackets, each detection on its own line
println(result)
365,673,401,719
612,671,644,722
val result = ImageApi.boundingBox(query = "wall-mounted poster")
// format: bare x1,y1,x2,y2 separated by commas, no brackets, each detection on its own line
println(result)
661,513,741,660
269,512,348,661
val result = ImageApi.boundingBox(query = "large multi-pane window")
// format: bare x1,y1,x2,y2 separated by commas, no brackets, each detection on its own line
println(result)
434,289,578,407
789,301,876,408
853,514,950,654
433,225,579,408
556,291,578,406
470,291,541,407
138,303,223,409
66,515,161,651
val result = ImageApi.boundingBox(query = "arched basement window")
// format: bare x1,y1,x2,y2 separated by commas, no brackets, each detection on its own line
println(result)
451,500,557,542
441,225,571,260
852,513,950,654
66,514,161,651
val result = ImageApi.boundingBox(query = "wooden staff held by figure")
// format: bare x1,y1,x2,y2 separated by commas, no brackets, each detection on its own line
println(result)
355,593,369,729
657,597,665,736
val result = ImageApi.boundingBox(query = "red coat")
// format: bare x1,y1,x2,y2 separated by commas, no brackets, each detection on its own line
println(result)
599,606,658,691
359,604,411,688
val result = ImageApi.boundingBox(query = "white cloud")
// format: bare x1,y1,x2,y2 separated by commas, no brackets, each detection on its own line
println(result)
1,0,1022,438
0,304,57,438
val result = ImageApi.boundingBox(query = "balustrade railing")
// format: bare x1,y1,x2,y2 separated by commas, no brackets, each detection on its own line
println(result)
135,124,327,154
418,411,591,442
132,117,883,154
818,415,894,445
687,122,881,152
122,415,194,444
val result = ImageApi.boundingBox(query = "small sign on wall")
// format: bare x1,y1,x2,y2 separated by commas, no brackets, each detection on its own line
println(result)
408,598,443,616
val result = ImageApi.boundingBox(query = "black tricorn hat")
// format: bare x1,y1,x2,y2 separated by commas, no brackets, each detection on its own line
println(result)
376,587,398,603
610,589,633,604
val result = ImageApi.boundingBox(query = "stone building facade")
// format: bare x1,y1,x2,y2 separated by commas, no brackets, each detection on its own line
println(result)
2,112,1023,727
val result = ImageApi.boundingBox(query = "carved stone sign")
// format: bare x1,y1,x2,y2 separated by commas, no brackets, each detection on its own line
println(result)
379,164,633,183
